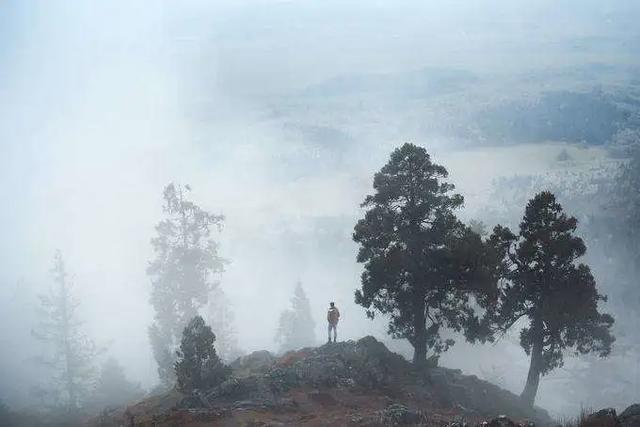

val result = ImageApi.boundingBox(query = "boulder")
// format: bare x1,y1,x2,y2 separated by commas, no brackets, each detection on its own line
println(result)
620,404,640,427
582,408,619,427
376,403,423,426
275,336,411,390
485,415,517,427
230,350,277,377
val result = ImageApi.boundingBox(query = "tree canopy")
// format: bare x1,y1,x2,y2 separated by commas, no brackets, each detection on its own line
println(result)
353,143,497,364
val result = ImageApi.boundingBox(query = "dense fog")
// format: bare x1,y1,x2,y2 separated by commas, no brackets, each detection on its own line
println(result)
2,0,640,420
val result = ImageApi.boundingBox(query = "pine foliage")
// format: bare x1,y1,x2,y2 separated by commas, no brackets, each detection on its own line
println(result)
175,315,230,392
148,183,225,388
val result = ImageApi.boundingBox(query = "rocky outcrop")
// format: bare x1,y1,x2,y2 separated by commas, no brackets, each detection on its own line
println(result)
271,335,411,389
620,404,640,427
229,350,277,377
375,403,425,426
114,337,554,426
422,368,550,423
580,405,640,427
583,408,619,427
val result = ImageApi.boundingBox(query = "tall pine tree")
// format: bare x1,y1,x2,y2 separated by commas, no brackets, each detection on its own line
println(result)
489,192,615,406
148,183,225,388
32,251,98,410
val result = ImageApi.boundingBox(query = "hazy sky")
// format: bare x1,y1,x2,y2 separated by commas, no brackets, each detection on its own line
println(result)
2,0,640,416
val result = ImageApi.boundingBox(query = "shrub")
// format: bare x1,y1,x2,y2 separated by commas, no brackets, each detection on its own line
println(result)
175,315,231,392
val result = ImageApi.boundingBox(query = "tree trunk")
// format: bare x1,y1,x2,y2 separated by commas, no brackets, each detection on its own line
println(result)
412,301,427,366
521,331,543,407
412,330,427,365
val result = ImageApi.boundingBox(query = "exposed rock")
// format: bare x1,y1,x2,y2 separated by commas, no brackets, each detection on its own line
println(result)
230,350,277,377
582,408,619,427
476,415,534,427
485,414,518,427
206,375,279,404
621,405,640,418
279,336,411,389
422,366,548,423
620,404,640,427
376,403,423,426
109,336,554,427
580,405,640,427
177,389,211,409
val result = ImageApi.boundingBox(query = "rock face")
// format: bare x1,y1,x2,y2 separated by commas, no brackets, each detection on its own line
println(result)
114,337,554,426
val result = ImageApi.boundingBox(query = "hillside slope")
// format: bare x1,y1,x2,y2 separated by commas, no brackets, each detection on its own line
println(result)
100,337,552,426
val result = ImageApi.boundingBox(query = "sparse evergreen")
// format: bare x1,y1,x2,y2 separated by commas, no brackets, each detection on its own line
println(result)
488,192,615,406
275,282,316,352
175,315,230,393
32,251,99,410
148,183,226,389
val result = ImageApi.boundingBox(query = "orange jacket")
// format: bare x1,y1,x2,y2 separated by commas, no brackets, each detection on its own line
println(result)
327,307,340,325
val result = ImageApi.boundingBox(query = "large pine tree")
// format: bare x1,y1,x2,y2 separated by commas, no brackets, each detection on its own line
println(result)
148,183,226,388
489,191,615,406
32,251,98,410
353,143,497,365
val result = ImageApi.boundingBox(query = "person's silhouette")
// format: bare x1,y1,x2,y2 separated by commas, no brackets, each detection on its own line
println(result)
327,302,340,343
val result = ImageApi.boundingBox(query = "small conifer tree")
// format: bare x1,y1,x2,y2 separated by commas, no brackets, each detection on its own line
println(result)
174,315,230,392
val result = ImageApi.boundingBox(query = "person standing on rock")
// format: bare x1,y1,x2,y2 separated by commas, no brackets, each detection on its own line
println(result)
327,302,340,343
